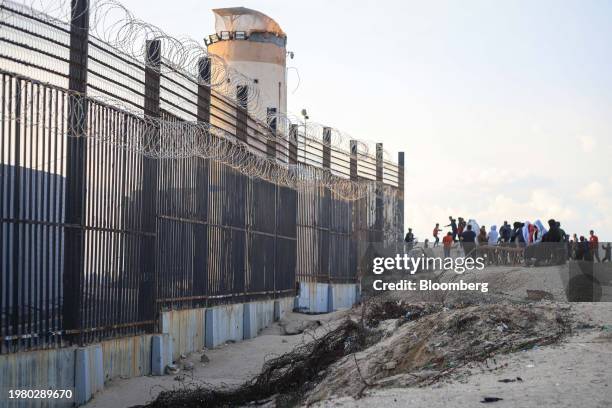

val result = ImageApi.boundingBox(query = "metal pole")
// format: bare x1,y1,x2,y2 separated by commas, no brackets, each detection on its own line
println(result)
63,0,89,343
236,86,248,142
140,39,160,327
288,124,298,164
375,143,384,242
398,151,405,241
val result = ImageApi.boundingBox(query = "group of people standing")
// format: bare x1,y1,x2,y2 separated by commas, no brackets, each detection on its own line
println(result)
404,216,610,263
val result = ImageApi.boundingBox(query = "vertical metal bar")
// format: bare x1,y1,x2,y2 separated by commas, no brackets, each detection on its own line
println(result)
375,143,384,243
288,124,298,165
266,107,277,158
349,140,358,181
196,57,211,300
398,151,404,240
11,78,21,349
236,85,248,142
197,57,211,123
140,39,160,327
0,74,6,353
63,0,89,344
322,127,331,170
322,127,331,283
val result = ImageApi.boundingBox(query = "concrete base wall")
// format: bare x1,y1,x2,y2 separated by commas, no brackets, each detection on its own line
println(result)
205,303,244,348
0,296,294,406
161,308,206,362
296,282,359,313
329,283,359,310
205,298,292,347
295,282,329,313
0,347,75,408
0,333,170,407
274,297,294,320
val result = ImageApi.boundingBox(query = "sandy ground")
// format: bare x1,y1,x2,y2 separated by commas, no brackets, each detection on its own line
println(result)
85,310,351,408
315,303,612,408
86,264,612,408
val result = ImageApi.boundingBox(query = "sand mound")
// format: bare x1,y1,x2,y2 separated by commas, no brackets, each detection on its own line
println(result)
306,303,571,403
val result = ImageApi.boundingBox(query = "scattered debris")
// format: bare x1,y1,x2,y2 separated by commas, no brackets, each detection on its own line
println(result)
183,361,194,371
200,354,210,364
498,377,523,383
307,303,570,403
142,301,570,407
143,319,370,407
526,290,554,301
383,361,397,370
365,300,441,327
165,364,180,375
280,319,322,335
481,396,504,403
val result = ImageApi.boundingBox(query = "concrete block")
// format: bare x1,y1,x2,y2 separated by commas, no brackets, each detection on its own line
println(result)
274,300,281,321
75,347,91,405
0,347,75,407
205,304,244,348
243,303,257,340
296,282,329,313
161,308,205,361
101,334,152,382
255,301,274,330
91,344,104,394
164,333,174,365
151,335,165,376
331,283,358,309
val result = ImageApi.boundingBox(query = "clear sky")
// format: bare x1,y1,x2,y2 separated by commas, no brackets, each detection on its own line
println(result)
119,0,612,240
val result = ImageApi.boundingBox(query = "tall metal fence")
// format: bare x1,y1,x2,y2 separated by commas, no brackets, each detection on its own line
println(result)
0,0,404,354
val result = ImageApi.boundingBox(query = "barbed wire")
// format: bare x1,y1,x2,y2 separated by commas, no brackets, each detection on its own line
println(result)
1,0,395,160
0,70,401,204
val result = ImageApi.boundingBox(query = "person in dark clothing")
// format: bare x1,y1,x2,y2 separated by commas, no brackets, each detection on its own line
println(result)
499,221,512,243
460,224,477,259
542,219,563,242
457,217,466,237
540,219,565,264
445,216,458,242
557,222,567,242
405,228,415,251
576,236,591,261
511,222,526,246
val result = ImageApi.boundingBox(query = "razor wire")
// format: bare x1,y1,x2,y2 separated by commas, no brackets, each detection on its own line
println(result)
0,70,401,203
1,0,395,160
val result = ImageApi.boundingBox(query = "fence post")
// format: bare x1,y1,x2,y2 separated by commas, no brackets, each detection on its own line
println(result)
63,0,89,343
350,140,358,181
398,152,405,241
375,143,384,242
349,139,359,288
289,124,298,164
195,57,211,299
266,107,277,158
140,39,161,327
322,127,331,170
236,85,248,142
196,57,211,122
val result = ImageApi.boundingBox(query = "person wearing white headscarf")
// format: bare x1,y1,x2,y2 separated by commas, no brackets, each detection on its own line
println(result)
467,219,480,244
523,221,531,244
534,219,547,242
488,225,499,245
